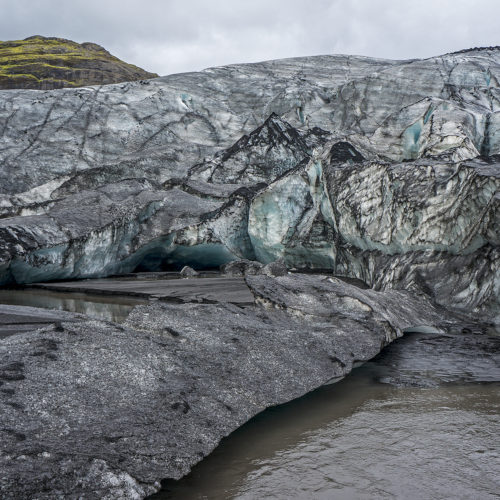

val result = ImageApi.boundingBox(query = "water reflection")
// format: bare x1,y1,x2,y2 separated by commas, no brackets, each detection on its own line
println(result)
0,288,146,323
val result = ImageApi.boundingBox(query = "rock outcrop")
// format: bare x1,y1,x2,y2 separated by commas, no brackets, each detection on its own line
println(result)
0,36,158,90
0,273,448,499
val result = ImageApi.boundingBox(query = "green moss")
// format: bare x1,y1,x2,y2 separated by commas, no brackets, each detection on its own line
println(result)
0,35,158,90
0,73,40,82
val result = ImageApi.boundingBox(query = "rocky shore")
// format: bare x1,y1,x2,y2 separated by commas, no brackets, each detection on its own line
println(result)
0,272,451,499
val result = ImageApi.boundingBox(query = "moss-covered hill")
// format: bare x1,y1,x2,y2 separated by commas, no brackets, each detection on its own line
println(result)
0,35,158,90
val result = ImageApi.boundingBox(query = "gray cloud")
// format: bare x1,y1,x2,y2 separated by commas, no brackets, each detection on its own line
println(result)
0,0,498,76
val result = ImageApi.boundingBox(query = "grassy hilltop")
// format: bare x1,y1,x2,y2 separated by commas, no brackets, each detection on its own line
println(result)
0,35,158,90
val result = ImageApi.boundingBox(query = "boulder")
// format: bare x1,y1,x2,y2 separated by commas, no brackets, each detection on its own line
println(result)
180,266,199,277
259,258,288,277
220,259,263,276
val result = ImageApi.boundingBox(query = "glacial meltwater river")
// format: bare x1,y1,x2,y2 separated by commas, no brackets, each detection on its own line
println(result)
1,285,499,500
150,326,500,500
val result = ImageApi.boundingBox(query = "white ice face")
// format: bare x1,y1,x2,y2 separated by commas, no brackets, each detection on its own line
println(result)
0,49,498,317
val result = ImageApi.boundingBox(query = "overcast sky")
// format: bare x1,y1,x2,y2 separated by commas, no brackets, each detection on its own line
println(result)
1,0,498,76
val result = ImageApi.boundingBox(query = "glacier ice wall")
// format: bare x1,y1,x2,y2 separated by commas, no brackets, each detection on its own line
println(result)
0,48,499,319
1,48,499,196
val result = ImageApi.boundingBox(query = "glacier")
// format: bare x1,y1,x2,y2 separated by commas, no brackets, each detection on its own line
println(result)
0,47,499,321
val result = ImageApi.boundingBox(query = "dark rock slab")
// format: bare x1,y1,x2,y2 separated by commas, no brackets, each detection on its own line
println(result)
0,304,80,339
30,277,255,305
0,274,448,499
367,327,500,387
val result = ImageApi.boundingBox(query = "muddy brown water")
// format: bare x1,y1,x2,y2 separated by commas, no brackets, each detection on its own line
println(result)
152,328,500,500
